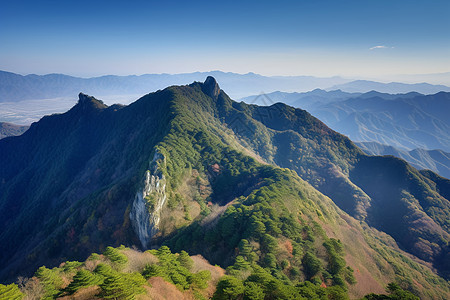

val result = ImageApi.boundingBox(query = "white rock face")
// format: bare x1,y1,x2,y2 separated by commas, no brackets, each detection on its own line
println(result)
130,152,166,248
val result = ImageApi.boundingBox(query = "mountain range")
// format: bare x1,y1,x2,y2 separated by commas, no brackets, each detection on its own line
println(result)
2,70,450,104
313,91,450,152
328,80,450,94
0,78,449,299
243,89,450,179
357,142,450,180
0,122,29,139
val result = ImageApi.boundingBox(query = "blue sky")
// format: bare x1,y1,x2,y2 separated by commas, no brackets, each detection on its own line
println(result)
1,0,449,79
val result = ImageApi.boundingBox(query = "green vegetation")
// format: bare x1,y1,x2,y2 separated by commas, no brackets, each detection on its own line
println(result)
143,246,211,291
64,269,102,294
10,246,212,299
0,283,24,300
103,246,128,269
98,271,146,300
362,282,420,300
35,266,64,299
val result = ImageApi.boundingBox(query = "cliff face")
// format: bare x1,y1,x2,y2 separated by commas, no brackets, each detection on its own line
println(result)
130,151,167,248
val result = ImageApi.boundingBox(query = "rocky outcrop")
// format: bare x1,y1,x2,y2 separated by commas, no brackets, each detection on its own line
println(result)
130,151,167,248
202,76,220,99
76,93,108,111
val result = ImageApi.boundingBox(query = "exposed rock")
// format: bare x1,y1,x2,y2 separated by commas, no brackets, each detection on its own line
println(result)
130,151,167,248
202,76,220,99
77,93,107,110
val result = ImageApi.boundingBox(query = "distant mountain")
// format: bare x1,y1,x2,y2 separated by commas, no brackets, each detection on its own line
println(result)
242,90,450,178
328,79,450,94
240,89,360,110
374,72,450,87
3,70,450,105
0,78,449,298
0,70,350,102
0,122,29,139
314,91,450,152
240,89,422,110
243,90,450,153
327,80,450,94
357,141,450,179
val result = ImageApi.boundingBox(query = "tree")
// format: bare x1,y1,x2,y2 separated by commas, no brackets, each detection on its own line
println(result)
35,266,64,299
99,272,146,300
188,270,211,289
64,269,102,294
177,250,194,270
234,256,251,270
243,282,265,300
0,283,24,300
213,276,244,300
103,246,128,269
302,252,322,279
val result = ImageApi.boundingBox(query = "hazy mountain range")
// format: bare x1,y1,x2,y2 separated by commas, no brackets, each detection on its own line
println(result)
2,70,450,103
0,122,29,139
357,141,450,179
0,78,449,299
328,80,450,94
314,91,450,152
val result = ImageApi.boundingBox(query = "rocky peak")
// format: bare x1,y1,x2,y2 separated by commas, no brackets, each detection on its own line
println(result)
76,93,107,111
202,76,220,99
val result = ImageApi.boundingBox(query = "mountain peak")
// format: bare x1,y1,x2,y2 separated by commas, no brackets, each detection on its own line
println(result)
202,76,220,98
77,93,107,110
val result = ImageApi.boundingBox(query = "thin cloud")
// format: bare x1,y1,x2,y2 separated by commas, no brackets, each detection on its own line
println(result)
369,45,394,50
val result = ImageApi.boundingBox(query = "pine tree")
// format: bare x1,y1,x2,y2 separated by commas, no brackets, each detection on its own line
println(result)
0,283,24,300
177,250,194,270
64,269,103,294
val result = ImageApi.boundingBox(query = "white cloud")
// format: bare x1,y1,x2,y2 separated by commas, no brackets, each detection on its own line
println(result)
369,45,389,50
369,45,396,50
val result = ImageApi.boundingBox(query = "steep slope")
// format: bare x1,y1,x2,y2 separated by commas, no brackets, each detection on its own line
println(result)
0,78,449,299
0,122,28,139
0,92,174,281
357,141,450,179
210,91,450,281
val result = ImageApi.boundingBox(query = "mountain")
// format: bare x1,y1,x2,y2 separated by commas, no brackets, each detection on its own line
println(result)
314,91,450,152
329,80,450,94
240,89,422,111
240,89,360,111
241,90,450,178
0,78,449,299
357,141,450,179
0,122,29,139
0,70,350,102
3,70,450,105
244,90,450,153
